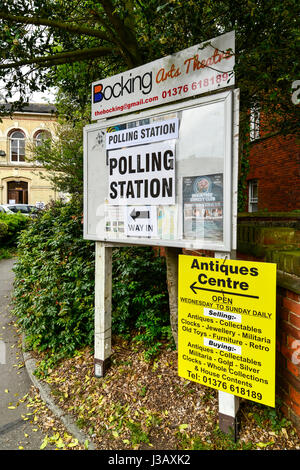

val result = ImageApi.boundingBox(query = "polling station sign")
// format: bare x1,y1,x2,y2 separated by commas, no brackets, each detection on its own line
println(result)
108,140,175,205
106,118,178,150
92,31,235,120
178,255,277,407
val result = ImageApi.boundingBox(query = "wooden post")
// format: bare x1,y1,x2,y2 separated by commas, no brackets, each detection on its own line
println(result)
214,251,240,439
94,242,112,377
165,246,182,349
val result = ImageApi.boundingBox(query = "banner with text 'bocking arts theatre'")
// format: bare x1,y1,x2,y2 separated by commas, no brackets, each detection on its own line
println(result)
91,31,235,120
178,255,277,407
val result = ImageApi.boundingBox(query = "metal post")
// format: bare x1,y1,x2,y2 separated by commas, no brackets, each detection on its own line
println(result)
94,241,112,377
214,251,240,439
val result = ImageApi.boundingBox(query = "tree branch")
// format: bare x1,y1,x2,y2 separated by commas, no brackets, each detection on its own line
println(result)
0,46,114,69
89,7,117,42
0,11,114,43
99,0,143,67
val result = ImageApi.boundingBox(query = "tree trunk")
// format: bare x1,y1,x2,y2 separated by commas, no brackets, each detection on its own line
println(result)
165,247,182,349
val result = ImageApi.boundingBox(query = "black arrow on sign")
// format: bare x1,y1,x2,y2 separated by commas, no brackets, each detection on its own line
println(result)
189,282,259,299
190,282,201,295
130,209,150,220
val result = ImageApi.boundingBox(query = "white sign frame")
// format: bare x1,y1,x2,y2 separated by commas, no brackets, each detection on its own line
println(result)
84,89,238,252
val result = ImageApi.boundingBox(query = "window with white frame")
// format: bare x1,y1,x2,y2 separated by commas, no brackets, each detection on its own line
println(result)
9,130,26,162
248,179,258,212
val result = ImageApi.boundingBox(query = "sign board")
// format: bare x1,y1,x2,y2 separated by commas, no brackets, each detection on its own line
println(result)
84,89,238,251
91,31,235,120
178,255,277,407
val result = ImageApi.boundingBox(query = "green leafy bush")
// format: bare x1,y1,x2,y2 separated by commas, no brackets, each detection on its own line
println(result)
0,213,28,246
0,219,8,241
112,246,172,358
13,201,96,359
13,200,172,365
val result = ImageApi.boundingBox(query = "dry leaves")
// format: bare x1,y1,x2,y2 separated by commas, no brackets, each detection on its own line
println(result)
28,338,300,451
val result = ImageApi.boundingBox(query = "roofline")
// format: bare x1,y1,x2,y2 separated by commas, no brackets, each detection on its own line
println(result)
1,103,57,115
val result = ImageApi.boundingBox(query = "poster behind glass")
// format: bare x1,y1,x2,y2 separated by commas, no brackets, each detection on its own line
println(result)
182,174,223,241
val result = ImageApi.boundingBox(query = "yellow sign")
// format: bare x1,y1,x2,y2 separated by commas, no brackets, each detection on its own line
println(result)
178,255,277,407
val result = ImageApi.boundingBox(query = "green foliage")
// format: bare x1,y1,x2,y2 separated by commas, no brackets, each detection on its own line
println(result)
12,200,96,361
112,245,172,357
30,117,87,199
0,213,28,246
126,420,150,446
0,246,17,260
0,247,10,260
253,399,291,433
0,219,8,240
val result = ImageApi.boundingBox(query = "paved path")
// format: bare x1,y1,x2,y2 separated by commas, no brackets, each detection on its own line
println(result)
0,258,46,450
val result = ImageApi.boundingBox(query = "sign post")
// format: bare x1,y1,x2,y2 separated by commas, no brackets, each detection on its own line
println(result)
94,242,112,377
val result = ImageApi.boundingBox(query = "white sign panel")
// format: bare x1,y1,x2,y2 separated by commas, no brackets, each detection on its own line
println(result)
125,206,158,237
84,90,239,251
108,140,176,206
92,31,235,120
106,118,178,150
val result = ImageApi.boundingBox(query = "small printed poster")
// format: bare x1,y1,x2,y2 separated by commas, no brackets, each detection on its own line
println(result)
157,205,177,240
124,205,158,237
182,174,223,242
104,205,125,238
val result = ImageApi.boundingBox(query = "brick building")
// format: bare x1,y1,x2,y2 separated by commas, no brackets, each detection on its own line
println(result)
246,108,299,213
238,103,300,432
247,134,300,212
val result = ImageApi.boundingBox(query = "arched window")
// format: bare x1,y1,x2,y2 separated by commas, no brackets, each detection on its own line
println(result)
34,130,51,146
9,130,26,162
